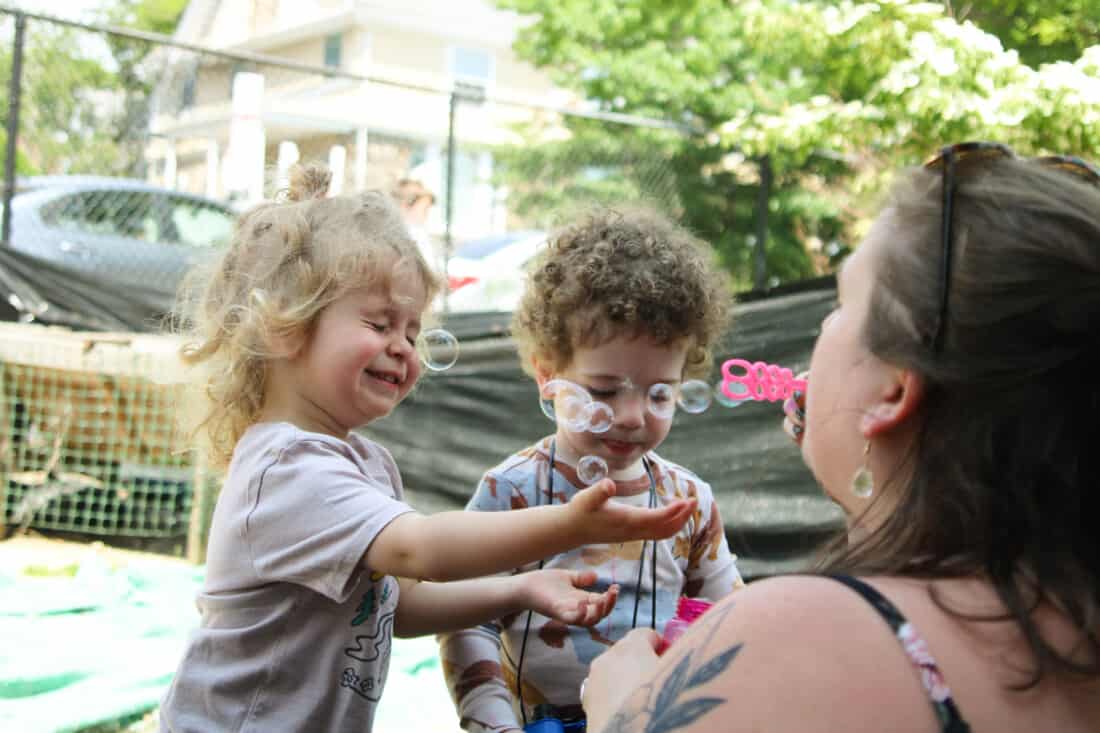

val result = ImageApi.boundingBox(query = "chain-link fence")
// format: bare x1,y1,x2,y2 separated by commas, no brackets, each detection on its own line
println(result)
0,6,696,311
0,6,706,553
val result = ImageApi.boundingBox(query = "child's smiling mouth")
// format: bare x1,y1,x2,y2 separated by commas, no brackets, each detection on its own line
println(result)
365,369,402,389
602,439,638,455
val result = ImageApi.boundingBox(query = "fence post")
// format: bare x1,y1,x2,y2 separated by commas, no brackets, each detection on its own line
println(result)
443,90,457,313
2,11,27,247
753,154,773,291
186,453,214,564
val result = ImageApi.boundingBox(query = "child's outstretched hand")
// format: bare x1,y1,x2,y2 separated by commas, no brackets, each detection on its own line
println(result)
521,569,620,626
568,479,697,544
782,371,809,445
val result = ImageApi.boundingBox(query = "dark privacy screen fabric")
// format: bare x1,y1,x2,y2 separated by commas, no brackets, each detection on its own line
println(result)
0,246,840,576
364,279,842,578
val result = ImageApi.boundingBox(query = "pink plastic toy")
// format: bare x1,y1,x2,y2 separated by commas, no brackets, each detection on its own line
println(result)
720,358,807,403
656,596,714,655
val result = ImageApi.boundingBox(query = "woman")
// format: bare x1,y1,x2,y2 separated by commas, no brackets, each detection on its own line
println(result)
581,143,1100,732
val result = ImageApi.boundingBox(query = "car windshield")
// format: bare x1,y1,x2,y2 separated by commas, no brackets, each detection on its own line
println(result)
455,230,541,260
39,189,235,248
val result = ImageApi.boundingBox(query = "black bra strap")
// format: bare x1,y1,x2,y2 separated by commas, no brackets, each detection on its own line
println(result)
827,575,971,733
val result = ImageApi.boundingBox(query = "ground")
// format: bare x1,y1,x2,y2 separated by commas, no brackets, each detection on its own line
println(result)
0,532,461,733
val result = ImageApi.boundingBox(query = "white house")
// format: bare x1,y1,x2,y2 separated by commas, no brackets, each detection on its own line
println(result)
148,0,569,240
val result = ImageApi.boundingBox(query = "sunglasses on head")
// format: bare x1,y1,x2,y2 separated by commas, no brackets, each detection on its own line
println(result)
922,142,1100,354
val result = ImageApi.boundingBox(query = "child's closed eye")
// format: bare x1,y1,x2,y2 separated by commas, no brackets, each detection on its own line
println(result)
364,319,389,332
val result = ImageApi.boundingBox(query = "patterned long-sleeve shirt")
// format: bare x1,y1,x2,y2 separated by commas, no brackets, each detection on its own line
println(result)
437,437,744,732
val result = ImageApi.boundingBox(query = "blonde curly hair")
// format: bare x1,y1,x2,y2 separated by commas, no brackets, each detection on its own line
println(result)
174,162,442,469
512,207,730,380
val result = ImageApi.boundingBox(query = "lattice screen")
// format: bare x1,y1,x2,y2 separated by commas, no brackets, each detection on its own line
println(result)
0,324,214,555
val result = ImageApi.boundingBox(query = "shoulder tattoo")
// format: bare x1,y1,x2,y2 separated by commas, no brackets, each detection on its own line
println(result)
603,602,742,733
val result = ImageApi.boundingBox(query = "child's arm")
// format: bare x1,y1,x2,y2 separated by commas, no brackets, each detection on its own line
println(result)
438,624,519,733
393,569,619,637
365,479,695,582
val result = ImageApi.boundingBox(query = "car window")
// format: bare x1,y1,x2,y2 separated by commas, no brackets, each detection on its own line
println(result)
41,191,158,240
167,198,235,248
39,189,234,248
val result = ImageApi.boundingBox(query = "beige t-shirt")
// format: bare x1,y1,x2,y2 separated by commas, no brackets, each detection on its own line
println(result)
160,422,415,732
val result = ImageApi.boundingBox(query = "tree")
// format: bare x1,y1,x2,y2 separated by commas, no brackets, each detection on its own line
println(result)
0,0,187,177
100,0,189,177
948,0,1100,67
494,0,1100,288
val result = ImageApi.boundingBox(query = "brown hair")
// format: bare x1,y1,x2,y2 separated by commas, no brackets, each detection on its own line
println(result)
175,163,442,468
821,156,1100,686
512,207,730,379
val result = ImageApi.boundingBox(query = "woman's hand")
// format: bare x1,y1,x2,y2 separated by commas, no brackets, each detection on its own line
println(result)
582,627,662,731
568,479,697,544
520,569,620,626
782,371,809,445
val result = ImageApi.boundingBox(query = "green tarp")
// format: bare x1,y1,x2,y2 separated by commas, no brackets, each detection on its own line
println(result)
0,545,459,732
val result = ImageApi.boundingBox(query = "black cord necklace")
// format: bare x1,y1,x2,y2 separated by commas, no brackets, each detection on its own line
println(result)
515,438,658,727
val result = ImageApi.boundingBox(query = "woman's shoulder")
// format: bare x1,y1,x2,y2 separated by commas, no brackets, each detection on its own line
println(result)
640,574,942,731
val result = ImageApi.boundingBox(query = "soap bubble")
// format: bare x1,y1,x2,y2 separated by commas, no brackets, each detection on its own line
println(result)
540,379,593,432
647,383,676,419
578,455,609,485
419,328,459,371
676,379,712,414
716,380,750,408
584,401,614,433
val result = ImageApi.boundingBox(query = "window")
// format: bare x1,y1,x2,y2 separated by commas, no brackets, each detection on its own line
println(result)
168,198,236,248
40,190,234,248
449,46,493,85
181,74,196,110
324,33,343,69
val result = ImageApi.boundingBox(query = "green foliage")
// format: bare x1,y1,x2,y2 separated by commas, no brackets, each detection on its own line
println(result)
953,0,1100,67
494,0,1100,288
0,23,118,176
0,0,187,177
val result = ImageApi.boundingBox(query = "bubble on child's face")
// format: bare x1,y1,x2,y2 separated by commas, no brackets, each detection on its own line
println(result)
676,379,712,414
540,379,594,432
583,401,614,434
646,383,677,420
715,380,750,408
419,328,459,371
578,455,609,485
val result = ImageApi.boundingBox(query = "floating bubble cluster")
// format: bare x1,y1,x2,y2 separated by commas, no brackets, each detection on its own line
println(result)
539,379,596,432
714,379,749,408
646,383,677,419
419,328,459,371
676,379,713,414
583,401,614,434
577,455,609,485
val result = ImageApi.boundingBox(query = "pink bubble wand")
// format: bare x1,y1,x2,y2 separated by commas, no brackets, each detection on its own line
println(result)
720,358,807,403
656,596,714,655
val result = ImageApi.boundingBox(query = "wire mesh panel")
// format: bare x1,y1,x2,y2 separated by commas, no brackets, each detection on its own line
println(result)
0,324,203,539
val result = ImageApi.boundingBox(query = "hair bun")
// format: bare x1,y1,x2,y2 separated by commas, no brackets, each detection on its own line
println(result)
286,163,332,202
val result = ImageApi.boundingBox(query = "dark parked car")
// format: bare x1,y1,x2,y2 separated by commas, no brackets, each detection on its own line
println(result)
3,176,237,294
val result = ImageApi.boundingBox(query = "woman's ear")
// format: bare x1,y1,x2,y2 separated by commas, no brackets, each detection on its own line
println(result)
860,368,925,438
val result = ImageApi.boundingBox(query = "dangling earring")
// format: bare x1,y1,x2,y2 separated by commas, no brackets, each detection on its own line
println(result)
850,441,874,499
